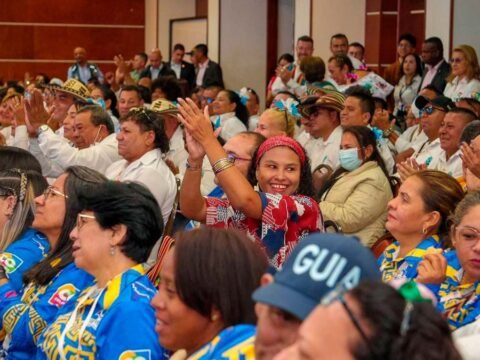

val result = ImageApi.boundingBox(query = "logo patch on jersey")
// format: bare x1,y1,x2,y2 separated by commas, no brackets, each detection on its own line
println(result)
119,349,151,360
48,284,79,307
0,252,24,274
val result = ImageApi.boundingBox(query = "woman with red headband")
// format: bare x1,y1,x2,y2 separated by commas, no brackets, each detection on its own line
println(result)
178,98,322,270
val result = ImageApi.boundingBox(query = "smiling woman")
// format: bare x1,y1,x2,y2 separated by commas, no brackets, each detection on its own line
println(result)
178,98,323,269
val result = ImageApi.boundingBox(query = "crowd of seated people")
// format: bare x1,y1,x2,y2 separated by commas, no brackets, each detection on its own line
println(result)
0,30,480,359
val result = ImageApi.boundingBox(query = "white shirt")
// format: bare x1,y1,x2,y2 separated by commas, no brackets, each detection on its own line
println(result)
377,140,395,175
211,112,247,141
412,138,441,166
1,125,29,150
299,126,343,171
395,124,428,153
271,63,303,95
37,130,121,175
444,77,480,101
170,61,182,79
165,125,188,167
428,149,463,179
105,148,176,225
248,114,260,131
196,59,209,86
393,75,422,115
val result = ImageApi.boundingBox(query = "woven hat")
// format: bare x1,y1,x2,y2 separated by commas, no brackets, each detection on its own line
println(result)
54,79,90,102
1,92,22,104
299,92,346,117
151,98,179,115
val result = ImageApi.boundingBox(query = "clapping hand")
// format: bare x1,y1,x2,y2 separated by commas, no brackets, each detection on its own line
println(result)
460,142,480,178
397,157,426,182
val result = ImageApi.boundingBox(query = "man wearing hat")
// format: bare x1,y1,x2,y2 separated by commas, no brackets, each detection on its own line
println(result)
297,92,345,172
151,98,188,170
25,89,120,177
398,95,475,182
252,233,380,360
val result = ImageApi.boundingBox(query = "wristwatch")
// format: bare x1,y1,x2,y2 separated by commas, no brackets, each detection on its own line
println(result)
383,127,394,138
36,124,50,136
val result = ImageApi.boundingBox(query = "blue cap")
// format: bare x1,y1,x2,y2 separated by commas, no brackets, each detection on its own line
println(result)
252,233,381,320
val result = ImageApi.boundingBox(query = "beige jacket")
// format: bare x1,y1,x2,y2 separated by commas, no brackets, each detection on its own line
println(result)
320,161,393,246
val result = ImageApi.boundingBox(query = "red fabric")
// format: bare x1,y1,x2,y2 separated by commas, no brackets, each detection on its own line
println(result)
256,136,306,167
205,192,323,269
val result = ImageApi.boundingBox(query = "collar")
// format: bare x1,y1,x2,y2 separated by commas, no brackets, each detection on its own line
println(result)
323,125,343,144
426,59,445,71
125,148,163,168
199,59,210,69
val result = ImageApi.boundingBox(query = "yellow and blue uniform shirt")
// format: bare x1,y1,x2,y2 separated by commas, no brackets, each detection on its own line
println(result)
0,262,93,359
0,229,50,293
378,235,442,282
436,250,480,331
37,264,165,360
189,324,255,360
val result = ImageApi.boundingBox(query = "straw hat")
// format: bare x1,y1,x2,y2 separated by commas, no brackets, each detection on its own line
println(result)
151,98,179,115
54,79,90,102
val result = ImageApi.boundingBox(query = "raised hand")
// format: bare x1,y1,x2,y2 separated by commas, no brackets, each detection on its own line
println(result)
460,142,480,178
177,98,215,147
397,157,426,182
24,89,50,130
417,251,447,284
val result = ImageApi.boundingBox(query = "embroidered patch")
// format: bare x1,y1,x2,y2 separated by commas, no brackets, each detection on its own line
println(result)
48,284,79,308
0,252,24,274
119,349,151,360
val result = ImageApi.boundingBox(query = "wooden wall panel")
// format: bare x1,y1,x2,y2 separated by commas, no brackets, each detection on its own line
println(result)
0,0,144,82
0,0,143,25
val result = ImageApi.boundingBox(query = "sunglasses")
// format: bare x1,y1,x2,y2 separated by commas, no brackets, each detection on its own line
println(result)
421,105,445,115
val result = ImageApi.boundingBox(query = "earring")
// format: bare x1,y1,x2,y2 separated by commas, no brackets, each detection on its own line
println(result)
110,245,116,256
211,314,219,322
422,226,428,235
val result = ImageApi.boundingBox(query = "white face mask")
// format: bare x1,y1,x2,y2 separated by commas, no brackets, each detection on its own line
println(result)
91,124,104,145
339,148,362,171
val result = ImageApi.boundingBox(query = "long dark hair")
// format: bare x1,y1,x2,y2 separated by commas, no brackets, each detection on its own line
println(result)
318,126,389,200
173,227,267,326
222,90,249,128
24,166,107,286
351,281,461,360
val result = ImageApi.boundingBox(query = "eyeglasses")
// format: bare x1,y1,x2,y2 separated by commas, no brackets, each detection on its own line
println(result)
198,96,214,104
337,294,376,358
421,105,445,115
456,225,480,245
76,213,96,230
226,151,251,163
129,107,153,122
450,57,463,64
43,186,69,201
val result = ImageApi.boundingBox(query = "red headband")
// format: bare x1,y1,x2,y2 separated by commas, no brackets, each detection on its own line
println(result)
256,136,306,167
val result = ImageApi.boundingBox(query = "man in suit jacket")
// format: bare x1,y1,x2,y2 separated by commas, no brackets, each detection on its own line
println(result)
192,44,224,88
169,43,196,92
419,37,451,93
140,48,176,80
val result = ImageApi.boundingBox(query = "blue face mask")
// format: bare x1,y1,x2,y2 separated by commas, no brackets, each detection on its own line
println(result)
339,148,362,171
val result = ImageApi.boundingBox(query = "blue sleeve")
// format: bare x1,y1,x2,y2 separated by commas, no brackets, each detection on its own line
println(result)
96,301,166,360
1,236,49,293
1,266,93,355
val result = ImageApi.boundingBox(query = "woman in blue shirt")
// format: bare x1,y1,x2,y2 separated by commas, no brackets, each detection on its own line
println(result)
0,166,106,359
418,190,480,330
379,170,464,282
37,181,165,359
0,169,48,292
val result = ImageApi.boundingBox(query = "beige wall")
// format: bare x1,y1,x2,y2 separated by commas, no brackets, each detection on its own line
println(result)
220,0,267,107
425,0,451,57
157,0,196,57
453,0,480,56
311,0,366,62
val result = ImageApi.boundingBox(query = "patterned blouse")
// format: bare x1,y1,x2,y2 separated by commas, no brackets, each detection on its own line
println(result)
205,192,323,269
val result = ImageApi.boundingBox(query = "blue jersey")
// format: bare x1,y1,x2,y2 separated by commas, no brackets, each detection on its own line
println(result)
378,235,442,282
0,262,93,360
0,229,50,293
37,264,166,360
189,324,256,360
436,250,480,330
